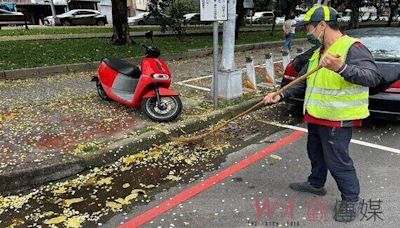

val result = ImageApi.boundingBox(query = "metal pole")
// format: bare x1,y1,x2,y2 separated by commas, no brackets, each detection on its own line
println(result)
50,0,58,26
213,21,219,108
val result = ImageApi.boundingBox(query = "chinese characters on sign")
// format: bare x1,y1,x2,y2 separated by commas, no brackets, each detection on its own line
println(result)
249,197,384,226
200,0,228,21
361,199,384,221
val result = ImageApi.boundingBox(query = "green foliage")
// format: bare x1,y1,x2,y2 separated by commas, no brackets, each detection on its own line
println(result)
148,0,199,37
175,0,199,15
0,30,307,70
253,0,273,11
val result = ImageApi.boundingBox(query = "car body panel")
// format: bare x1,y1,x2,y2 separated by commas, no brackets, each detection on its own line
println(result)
246,11,274,24
0,9,26,26
44,9,107,26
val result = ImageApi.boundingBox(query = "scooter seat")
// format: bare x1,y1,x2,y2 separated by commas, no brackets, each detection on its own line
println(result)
102,57,141,78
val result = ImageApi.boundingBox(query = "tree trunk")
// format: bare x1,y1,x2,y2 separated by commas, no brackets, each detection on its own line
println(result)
331,0,345,9
235,0,245,38
387,0,399,27
111,0,131,45
271,0,280,36
348,0,361,29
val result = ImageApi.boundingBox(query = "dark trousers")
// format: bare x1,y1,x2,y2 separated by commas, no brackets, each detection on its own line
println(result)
307,123,360,202
283,33,294,51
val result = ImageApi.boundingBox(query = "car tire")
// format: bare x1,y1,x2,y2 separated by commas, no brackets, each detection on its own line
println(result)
138,20,145,25
97,20,105,26
62,20,71,26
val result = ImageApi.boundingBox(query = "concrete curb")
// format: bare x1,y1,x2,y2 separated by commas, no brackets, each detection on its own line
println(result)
0,96,263,194
1,39,307,80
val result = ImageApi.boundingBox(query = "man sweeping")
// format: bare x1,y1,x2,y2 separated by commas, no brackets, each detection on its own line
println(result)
263,5,382,222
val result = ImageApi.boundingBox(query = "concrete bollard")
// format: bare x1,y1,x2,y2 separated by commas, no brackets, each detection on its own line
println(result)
244,56,257,90
282,50,291,70
264,53,275,86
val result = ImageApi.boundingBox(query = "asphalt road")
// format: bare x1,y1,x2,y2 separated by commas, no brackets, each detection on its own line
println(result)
106,118,400,228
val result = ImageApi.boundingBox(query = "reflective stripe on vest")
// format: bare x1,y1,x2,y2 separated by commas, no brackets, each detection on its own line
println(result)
304,35,370,121
306,99,368,108
305,86,369,96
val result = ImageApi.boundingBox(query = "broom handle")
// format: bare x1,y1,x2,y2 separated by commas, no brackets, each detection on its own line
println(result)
205,65,323,135
275,65,322,96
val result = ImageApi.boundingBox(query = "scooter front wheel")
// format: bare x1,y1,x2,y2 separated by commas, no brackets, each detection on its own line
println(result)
141,96,182,122
96,80,112,101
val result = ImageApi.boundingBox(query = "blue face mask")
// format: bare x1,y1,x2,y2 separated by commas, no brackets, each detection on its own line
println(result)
306,25,324,46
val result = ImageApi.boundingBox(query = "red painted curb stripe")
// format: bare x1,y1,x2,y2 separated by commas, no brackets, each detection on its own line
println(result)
120,130,304,228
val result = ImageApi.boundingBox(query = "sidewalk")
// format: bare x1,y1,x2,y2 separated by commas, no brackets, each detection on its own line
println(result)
0,42,311,193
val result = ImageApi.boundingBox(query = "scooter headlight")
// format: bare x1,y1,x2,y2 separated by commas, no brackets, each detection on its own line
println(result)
152,73,170,80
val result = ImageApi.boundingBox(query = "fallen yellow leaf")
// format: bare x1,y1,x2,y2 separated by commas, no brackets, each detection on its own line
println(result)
177,155,185,161
184,158,193,165
165,175,182,181
97,177,113,186
106,201,122,212
43,215,66,225
140,183,156,189
115,198,130,205
120,166,132,172
122,153,146,165
52,187,66,194
122,183,130,189
84,177,97,186
66,216,81,228
64,198,84,207
270,154,282,160
125,192,139,202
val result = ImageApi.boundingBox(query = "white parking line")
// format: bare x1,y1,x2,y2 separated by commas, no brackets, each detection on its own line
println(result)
175,83,211,92
176,75,213,84
259,121,400,154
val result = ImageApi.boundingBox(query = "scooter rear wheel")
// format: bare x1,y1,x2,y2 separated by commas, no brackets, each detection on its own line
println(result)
141,96,182,122
96,80,112,101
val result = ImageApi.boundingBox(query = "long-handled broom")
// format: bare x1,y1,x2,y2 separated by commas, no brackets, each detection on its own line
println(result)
172,65,323,143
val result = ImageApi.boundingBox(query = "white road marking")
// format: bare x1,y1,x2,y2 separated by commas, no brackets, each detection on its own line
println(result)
258,121,400,154
176,75,213,84
175,83,211,92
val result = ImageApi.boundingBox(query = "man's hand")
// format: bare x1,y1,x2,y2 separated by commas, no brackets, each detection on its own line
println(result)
263,92,282,105
320,53,343,72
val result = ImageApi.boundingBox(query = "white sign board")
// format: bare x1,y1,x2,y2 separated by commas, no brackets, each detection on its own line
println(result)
200,0,228,21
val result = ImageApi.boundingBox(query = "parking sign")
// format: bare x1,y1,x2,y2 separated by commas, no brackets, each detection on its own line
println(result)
200,0,228,21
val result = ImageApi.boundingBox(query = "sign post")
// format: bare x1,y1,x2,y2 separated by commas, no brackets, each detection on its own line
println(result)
200,0,228,109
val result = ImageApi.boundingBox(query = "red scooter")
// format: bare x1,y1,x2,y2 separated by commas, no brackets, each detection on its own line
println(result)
92,31,182,122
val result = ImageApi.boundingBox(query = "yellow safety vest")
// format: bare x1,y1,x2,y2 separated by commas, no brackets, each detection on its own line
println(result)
304,35,369,121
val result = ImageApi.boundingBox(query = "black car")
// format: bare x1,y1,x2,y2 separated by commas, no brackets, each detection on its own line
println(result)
0,9,26,26
281,27,400,120
44,9,107,26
